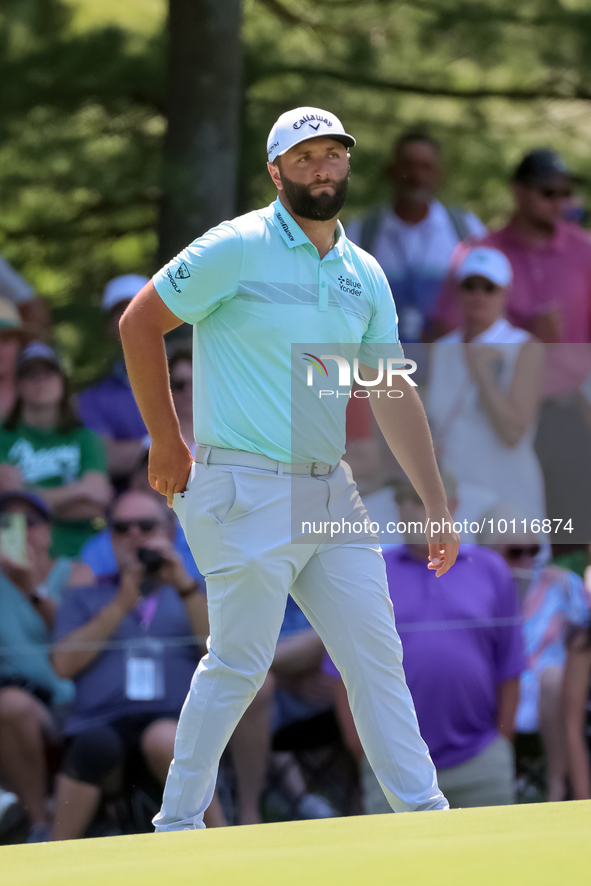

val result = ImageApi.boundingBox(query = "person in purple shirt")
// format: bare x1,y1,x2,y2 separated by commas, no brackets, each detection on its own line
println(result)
78,275,149,485
326,473,525,810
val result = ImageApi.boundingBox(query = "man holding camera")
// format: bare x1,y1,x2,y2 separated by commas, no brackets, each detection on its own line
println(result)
49,491,223,839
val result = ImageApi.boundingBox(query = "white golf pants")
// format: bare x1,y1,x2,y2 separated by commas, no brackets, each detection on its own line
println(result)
153,460,448,830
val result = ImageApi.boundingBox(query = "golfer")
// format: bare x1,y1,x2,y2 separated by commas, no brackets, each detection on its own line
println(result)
120,107,459,830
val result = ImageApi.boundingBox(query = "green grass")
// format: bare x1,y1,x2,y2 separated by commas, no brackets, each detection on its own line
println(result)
3,802,591,886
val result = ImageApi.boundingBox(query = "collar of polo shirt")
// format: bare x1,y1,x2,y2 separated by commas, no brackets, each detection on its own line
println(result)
272,199,346,257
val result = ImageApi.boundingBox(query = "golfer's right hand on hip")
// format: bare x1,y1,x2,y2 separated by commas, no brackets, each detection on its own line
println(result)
148,436,193,507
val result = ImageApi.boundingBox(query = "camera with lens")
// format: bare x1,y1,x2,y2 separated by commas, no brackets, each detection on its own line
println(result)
137,546,165,574
137,547,165,596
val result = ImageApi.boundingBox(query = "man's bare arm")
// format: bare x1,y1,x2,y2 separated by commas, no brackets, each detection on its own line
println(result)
360,363,459,576
496,676,519,740
119,282,192,506
272,629,325,675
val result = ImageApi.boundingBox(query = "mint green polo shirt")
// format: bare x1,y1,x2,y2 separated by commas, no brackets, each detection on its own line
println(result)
153,198,403,464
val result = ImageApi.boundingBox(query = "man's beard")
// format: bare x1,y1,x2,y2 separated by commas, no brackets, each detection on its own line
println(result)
279,171,349,221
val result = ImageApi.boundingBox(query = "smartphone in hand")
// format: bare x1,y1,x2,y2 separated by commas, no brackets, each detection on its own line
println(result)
0,512,27,566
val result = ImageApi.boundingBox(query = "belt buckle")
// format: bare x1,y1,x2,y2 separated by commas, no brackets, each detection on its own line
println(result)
311,461,328,477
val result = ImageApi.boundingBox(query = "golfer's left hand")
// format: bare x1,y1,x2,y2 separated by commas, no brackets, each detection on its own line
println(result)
425,507,460,577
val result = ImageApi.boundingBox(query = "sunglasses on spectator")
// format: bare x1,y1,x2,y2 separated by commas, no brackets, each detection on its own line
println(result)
112,519,161,535
20,365,61,380
505,544,540,560
531,185,573,200
459,278,502,294
171,379,191,392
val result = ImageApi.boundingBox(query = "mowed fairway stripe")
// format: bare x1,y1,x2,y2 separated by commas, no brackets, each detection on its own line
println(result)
4,801,591,886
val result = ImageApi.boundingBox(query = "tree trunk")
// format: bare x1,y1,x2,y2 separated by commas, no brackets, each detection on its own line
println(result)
158,0,243,265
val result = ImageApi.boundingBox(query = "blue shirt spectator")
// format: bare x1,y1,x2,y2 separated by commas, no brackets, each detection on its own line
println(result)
0,558,75,707
54,580,201,735
0,490,94,841
80,518,203,583
49,490,212,841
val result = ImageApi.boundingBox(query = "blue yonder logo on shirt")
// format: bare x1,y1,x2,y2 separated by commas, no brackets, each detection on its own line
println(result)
338,275,362,296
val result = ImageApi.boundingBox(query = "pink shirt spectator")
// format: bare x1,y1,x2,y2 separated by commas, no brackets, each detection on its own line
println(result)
434,221,591,394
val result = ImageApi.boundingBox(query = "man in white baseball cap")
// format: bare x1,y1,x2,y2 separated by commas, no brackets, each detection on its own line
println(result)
78,274,150,483
265,107,355,223
267,106,356,163
120,105,459,830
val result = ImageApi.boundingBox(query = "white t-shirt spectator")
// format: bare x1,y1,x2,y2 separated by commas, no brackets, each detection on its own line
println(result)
347,200,486,341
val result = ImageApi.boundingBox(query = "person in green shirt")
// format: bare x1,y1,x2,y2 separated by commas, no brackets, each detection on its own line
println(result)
0,342,112,556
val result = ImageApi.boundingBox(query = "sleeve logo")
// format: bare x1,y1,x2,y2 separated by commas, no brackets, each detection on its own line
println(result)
175,262,191,279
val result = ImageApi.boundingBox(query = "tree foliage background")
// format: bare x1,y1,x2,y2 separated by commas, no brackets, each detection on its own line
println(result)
2,0,591,381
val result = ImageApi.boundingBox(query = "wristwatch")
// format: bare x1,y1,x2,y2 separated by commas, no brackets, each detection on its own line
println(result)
177,580,200,600
28,583,49,607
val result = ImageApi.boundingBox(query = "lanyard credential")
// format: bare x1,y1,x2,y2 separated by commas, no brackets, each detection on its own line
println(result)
135,593,159,632
126,593,165,700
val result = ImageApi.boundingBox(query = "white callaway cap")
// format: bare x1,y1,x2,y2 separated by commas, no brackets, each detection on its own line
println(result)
456,247,513,288
102,274,150,312
267,106,356,163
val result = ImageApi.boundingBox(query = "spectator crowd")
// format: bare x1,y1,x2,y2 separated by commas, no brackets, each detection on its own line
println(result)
1,136,591,843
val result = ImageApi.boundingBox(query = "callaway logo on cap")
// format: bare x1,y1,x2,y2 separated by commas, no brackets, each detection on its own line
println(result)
267,107,356,163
